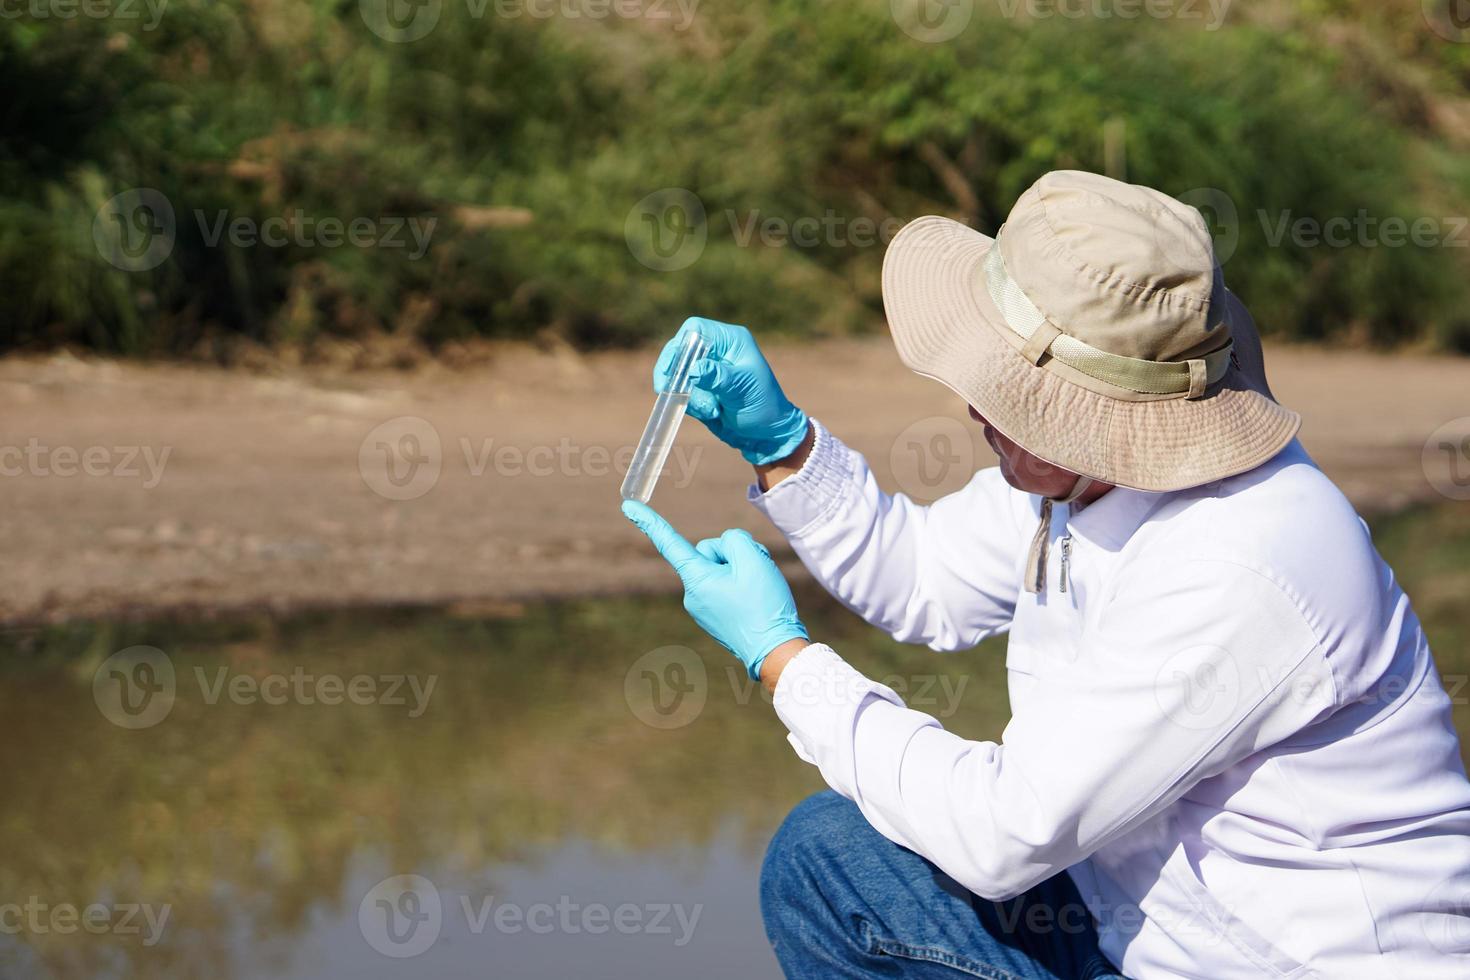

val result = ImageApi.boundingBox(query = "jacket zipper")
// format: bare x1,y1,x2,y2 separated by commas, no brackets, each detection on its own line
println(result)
1058,535,1073,593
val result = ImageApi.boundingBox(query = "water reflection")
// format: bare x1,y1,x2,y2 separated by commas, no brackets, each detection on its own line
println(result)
0,590,1008,979
4,502,1466,978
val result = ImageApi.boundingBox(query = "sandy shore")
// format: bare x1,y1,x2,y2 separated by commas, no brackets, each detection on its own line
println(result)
1,339,1466,625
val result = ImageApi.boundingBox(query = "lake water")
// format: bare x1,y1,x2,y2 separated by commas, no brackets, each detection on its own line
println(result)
0,586,1011,980
0,504,1465,979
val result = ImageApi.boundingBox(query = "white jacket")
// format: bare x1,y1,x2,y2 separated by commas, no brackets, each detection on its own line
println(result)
751,419,1470,978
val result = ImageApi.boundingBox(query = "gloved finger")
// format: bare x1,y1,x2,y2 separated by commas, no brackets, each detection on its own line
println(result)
621,500,705,578
695,538,727,564
719,527,774,563
686,386,720,420
686,360,732,420
690,358,739,396
681,316,743,361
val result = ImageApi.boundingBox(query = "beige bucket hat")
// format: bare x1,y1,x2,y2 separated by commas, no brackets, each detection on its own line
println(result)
882,170,1300,494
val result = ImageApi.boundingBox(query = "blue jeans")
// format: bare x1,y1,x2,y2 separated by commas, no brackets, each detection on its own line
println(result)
761,792,1124,980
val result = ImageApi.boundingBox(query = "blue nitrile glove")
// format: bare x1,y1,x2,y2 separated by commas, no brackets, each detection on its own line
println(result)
622,499,808,679
653,317,809,466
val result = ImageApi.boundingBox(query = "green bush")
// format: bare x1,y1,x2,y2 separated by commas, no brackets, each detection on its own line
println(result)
2,0,1468,355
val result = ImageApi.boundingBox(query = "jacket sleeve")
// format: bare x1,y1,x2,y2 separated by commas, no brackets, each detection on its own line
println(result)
748,419,1028,652
772,556,1334,901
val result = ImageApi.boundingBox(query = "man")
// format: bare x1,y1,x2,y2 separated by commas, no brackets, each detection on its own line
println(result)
621,171,1470,977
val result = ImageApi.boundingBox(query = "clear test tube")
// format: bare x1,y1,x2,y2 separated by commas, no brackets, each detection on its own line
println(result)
620,329,709,504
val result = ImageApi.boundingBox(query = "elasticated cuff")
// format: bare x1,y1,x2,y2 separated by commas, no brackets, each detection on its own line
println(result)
747,419,862,537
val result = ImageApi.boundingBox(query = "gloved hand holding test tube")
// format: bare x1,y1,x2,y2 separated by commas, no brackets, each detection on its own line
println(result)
620,317,815,679
620,327,710,503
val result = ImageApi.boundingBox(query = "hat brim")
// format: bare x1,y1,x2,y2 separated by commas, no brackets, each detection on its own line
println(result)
881,216,1301,493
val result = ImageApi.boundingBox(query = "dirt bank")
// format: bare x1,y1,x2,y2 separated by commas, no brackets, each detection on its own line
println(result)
1,340,1466,625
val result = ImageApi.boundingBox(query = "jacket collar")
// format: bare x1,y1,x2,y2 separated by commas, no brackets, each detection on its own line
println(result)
1062,485,1170,552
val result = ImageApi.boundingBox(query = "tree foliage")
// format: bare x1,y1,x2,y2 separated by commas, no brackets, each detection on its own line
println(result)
3,0,1469,356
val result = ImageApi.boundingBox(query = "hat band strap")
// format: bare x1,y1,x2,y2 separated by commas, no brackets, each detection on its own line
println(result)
983,247,1233,400
1024,475,1094,595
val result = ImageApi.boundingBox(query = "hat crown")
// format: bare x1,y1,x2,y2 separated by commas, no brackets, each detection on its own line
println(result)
996,170,1229,363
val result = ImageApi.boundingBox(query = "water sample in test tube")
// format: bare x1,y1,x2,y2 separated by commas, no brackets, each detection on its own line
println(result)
620,329,709,504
